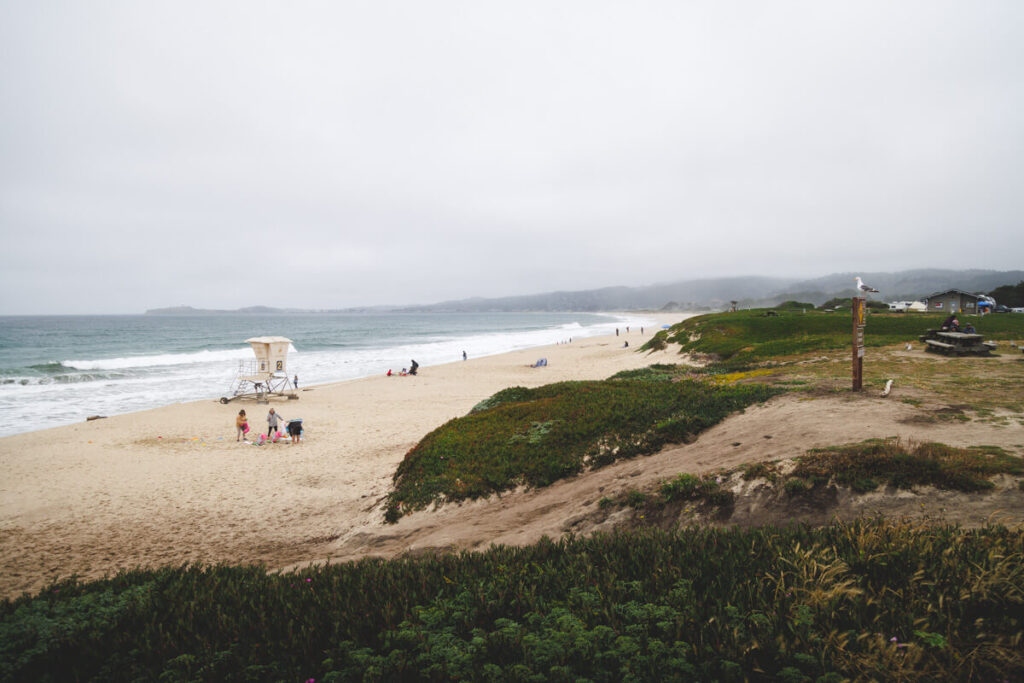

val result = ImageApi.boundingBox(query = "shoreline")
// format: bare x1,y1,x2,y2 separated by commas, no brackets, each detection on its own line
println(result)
0,310,662,439
0,313,693,599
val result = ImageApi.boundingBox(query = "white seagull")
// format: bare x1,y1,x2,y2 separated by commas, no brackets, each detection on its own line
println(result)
854,276,879,295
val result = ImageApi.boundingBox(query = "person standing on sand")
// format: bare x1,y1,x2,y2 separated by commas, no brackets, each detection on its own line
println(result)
293,375,298,389
236,410,248,441
462,350,467,361
267,408,284,436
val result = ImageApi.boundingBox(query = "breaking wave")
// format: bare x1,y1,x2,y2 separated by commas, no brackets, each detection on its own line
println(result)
61,347,258,371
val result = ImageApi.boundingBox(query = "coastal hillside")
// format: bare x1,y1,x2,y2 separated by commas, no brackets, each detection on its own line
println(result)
328,309,1024,562
145,268,1024,315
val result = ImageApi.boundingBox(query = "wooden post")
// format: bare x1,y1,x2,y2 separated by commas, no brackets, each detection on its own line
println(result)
852,297,865,391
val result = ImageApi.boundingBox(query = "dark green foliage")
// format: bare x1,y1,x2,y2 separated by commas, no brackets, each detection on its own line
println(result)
774,300,816,310
790,439,1023,493
387,379,781,520
625,490,648,508
608,364,681,382
988,280,1024,307
3,521,1022,681
470,386,536,414
653,309,1024,366
784,477,812,497
660,473,734,507
740,461,780,482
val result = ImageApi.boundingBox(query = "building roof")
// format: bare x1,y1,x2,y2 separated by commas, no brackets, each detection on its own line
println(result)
924,289,984,300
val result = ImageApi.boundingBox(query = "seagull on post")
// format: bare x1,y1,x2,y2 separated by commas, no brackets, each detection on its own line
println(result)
854,276,879,295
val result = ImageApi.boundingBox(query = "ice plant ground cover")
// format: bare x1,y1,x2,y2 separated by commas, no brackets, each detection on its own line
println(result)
385,372,782,522
1,519,1021,681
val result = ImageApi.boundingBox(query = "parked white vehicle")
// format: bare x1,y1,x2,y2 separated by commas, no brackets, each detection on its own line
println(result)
888,301,927,312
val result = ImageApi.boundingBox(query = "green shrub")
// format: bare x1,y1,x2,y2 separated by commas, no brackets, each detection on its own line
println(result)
784,478,812,496
789,438,1022,494
386,378,781,520
625,491,648,508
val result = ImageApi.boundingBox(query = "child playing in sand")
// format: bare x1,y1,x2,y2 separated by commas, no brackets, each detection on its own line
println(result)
266,408,284,438
236,410,248,441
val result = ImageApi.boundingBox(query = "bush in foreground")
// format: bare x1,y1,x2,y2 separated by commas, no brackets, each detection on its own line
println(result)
2,520,1022,681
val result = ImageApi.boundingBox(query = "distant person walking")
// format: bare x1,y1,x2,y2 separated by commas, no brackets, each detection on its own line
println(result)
293,375,299,389
236,410,248,442
616,328,619,336
409,359,419,376
462,351,467,361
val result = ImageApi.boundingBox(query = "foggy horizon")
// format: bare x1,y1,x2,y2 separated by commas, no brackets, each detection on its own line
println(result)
2,2,1023,314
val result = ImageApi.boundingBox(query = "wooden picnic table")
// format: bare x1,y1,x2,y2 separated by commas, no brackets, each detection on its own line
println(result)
918,329,997,356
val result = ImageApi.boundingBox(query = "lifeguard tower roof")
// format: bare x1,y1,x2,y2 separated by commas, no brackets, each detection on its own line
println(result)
245,336,293,345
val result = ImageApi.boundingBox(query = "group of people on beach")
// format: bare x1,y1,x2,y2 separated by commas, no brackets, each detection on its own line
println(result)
235,408,302,444
386,359,419,377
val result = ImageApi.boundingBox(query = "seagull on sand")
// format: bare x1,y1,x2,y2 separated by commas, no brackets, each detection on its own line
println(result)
854,276,879,295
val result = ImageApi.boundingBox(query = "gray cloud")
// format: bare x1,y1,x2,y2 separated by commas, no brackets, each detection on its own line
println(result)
2,1,1023,313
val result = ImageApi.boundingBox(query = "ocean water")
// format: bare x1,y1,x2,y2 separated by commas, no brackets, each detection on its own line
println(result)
0,312,657,437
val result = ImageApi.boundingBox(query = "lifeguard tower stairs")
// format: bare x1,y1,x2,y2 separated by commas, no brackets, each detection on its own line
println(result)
220,336,297,403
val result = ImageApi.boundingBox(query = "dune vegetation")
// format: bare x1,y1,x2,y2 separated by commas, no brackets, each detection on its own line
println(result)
3,519,1022,681
385,371,782,522
642,308,1024,370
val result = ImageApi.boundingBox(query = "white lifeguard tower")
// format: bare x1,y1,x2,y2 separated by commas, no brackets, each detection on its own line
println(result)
220,336,297,403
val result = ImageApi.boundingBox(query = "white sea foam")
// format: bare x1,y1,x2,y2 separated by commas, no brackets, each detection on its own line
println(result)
61,344,299,371
0,314,654,436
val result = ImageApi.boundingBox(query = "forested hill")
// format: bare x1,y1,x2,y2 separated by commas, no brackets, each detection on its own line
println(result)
146,268,1024,314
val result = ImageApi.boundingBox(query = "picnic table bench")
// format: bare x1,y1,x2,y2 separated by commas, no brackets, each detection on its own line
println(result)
918,329,996,356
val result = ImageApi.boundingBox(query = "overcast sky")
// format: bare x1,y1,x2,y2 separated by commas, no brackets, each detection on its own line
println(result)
1,2,1022,314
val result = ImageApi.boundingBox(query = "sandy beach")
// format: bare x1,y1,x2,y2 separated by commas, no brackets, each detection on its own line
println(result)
0,316,687,599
